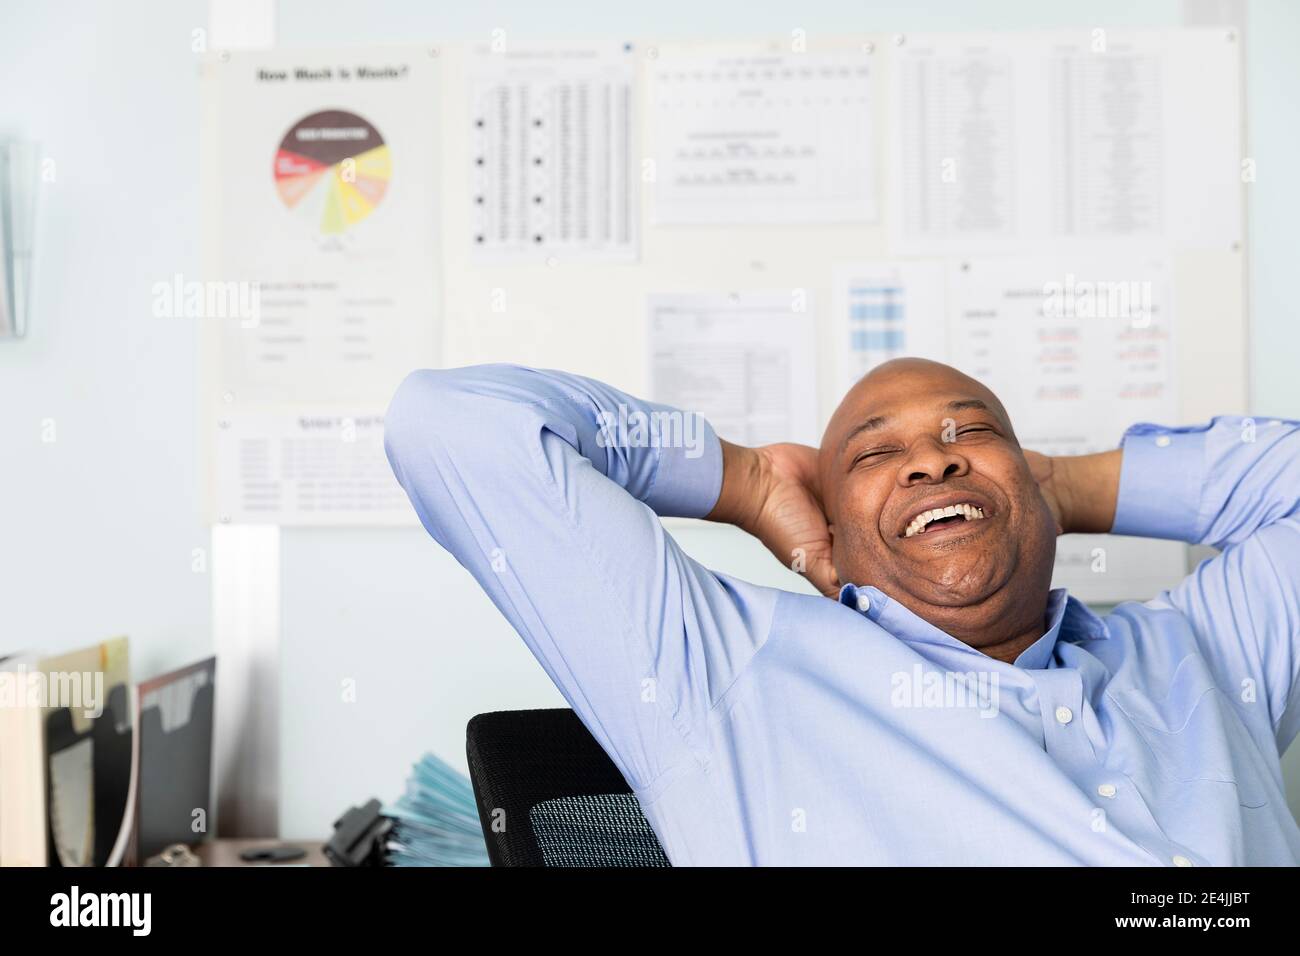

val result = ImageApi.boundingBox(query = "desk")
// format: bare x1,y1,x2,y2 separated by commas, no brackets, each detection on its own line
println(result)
194,839,329,868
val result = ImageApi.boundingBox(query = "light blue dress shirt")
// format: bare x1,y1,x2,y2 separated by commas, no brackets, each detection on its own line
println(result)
385,364,1300,866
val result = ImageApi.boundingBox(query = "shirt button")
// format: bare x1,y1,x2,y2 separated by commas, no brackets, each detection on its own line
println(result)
856,594,871,613
1172,855,1193,867
1155,435,1172,447
1055,705,1073,725
1097,784,1117,798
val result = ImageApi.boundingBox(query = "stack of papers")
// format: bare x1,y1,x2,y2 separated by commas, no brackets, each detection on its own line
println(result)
383,753,489,867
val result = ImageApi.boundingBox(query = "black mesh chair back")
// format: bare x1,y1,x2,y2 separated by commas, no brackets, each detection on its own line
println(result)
465,708,670,867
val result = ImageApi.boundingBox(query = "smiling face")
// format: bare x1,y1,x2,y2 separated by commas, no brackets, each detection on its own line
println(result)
819,358,1058,657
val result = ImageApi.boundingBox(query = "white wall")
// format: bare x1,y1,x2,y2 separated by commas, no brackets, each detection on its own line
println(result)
0,0,212,680
4,0,1298,840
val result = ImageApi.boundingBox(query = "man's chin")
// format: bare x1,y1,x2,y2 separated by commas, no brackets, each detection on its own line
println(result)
891,556,1016,610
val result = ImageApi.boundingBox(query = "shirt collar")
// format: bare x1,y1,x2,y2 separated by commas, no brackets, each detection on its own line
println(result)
837,583,1105,669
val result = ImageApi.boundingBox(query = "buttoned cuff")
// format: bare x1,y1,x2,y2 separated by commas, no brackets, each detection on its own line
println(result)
1110,422,1209,542
642,416,723,519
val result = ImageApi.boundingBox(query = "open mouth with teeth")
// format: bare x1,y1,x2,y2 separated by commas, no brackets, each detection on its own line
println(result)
903,503,988,538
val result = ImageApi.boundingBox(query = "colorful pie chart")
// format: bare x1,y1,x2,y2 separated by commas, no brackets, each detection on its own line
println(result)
273,109,390,234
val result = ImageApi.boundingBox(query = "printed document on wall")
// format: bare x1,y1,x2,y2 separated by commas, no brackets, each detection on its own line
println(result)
468,45,636,262
649,50,876,224
647,292,819,447
831,261,947,395
945,256,1176,454
213,409,411,526
203,48,439,525
888,30,1241,254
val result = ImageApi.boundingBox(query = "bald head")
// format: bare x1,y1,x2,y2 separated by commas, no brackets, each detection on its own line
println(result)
817,358,1057,659
820,358,1017,516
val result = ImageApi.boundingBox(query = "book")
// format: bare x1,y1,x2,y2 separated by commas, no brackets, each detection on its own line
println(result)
0,637,132,867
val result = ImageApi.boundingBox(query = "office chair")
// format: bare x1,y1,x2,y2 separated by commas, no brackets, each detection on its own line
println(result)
465,708,671,867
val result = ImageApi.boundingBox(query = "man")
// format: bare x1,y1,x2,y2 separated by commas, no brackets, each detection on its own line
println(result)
384,358,1300,865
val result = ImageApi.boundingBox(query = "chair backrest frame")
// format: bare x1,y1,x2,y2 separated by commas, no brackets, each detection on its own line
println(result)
465,708,645,866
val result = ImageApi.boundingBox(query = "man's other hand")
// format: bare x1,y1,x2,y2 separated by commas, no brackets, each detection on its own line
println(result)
1023,449,1067,535
1023,448,1122,536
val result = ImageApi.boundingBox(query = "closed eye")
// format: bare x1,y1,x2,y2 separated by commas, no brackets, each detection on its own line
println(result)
848,424,1000,469
851,447,899,468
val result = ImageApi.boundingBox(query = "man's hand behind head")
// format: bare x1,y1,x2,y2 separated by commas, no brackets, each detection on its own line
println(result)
708,440,840,598
1022,449,1066,535
1024,447,1122,537
754,443,840,597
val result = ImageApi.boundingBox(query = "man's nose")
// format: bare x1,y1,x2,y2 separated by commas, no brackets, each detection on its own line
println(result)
896,436,970,486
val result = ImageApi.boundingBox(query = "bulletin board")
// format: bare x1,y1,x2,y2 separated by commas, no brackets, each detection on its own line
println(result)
201,27,1247,603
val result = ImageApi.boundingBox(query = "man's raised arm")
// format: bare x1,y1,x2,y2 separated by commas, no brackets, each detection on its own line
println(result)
1047,417,1300,747
383,365,776,790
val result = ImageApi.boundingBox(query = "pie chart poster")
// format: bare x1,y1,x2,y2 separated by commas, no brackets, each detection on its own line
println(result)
204,49,440,407
274,109,392,236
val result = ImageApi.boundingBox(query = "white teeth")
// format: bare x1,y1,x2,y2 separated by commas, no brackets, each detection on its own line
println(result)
903,503,988,537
